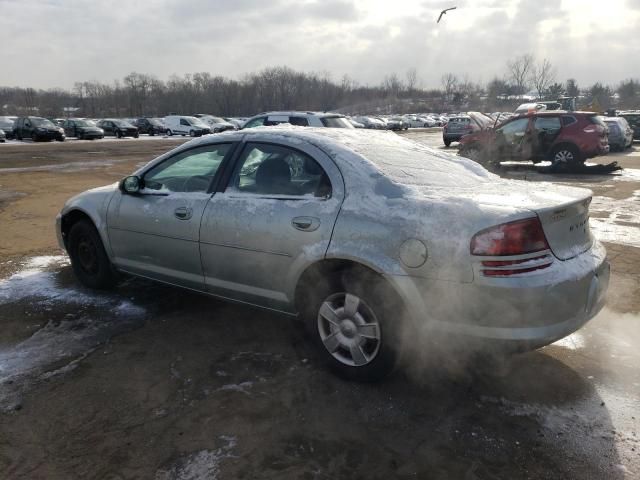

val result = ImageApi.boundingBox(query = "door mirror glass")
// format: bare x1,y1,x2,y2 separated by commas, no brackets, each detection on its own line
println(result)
122,176,142,194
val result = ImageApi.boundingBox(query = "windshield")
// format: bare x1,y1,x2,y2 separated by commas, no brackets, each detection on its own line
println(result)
320,116,353,128
148,118,165,126
32,117,55,127
589,115,607,127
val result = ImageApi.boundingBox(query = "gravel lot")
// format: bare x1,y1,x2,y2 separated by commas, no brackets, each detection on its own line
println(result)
0,131,639,479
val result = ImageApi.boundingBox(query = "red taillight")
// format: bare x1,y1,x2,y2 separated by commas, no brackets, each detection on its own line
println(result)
470,217,550,256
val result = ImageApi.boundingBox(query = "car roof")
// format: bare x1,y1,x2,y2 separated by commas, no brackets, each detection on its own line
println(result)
250,111,344,118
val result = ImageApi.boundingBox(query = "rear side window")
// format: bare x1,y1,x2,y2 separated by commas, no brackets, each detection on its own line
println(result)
561,116,577,126
229,143,331,197
534,117,561,132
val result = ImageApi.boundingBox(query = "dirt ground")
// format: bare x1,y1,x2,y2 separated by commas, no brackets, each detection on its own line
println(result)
0,133,639,479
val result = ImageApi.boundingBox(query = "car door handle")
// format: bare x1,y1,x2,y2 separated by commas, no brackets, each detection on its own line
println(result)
174,207,193,220
292,216,320,232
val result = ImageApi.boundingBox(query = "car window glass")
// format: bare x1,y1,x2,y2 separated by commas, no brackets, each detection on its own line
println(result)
289,116,309,126
243,117,265,128
534,117,561,132
228,143,331,198
180,119,189,126
143,143,231,193
561,116,577,126
497,118,529,135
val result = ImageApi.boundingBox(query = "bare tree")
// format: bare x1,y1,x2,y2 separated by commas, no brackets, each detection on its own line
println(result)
441,73,458,101
406,68,418,93
506,54,534,94
530,58,556,99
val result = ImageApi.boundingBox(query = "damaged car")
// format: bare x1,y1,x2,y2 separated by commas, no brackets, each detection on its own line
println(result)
57,128,609,381
458,111,610,170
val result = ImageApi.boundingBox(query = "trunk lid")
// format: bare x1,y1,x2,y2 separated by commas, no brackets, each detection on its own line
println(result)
424,182,594,260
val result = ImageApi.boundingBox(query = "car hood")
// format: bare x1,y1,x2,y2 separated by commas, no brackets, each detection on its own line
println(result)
458,129,494,144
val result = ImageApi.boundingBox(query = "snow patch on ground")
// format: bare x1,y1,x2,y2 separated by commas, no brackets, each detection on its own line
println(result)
155,436,237,480
589,191,640,248
0,255,147,412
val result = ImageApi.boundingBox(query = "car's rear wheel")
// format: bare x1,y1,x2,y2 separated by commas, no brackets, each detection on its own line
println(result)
31,133,38,142
552,145,580,167
166,129,172,136
444,139,452,147
189,129,196,137
304,271,401,381
68,219,117,289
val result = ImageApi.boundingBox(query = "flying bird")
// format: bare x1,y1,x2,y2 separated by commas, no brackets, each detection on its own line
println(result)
437,6,457,23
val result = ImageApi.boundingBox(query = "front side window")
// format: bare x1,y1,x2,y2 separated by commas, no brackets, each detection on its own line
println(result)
497,118,529,136
228,143,331,197
562,116,577,126
534,116,561,132
143,143,231,193
180,119,189,126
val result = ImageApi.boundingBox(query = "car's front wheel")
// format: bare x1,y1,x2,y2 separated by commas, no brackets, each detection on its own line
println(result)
305,272,400,381
189,129,196,137
68,219,117,289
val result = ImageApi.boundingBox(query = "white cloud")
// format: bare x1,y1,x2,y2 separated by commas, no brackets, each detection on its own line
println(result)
1,0,639,89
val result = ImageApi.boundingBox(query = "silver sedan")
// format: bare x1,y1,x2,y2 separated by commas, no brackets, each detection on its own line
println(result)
56,127,609,381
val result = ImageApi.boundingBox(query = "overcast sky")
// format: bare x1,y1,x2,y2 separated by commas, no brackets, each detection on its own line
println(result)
1,0,639,90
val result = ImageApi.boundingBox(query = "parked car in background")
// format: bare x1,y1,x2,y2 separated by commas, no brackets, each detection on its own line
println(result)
242,111,354,129
0,117,15,139
97,119,139,138
194,114,236,133
0,129,5,142
442,112,492,146
618,111,640,140
458,111,609,169
135,117,166,136
402,115,435,128
164,116,211,137
56,127,609,381
386,117,408,131
13,116,65,142
348,117,365,128
602,117,633,151
352,116,385,129
63,119,104,140
224,117,246,129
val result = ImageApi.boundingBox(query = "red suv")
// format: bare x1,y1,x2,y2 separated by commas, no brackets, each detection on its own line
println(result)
458,111,609,169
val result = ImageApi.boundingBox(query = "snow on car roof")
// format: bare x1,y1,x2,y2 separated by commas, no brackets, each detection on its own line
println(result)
241,126,494,191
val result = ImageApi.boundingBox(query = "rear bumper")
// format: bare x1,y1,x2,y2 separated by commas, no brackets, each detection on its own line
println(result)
388,241,609,349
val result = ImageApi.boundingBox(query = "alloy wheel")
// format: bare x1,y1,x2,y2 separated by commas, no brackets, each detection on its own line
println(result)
317,293,381,367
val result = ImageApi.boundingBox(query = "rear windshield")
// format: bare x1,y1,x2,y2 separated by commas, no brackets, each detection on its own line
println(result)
448,117,470,124
320,116,353,128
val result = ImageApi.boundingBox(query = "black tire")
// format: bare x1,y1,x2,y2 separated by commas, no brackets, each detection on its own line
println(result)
166,129,173,136
133,133,139,138
302,270,401,382
68,220,117,289
444,139,452,147
77,132,83,140
116,130,123,138
551,144,581,167
31,133,38,142
57,136,64,142
189,129,196,137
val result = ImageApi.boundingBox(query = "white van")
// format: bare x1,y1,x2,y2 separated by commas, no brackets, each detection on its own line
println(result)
163,116,211,137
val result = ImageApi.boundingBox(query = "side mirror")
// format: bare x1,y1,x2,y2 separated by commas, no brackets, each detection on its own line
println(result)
120,175,142,194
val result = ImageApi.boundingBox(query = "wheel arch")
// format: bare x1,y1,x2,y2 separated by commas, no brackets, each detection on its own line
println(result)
293,258,403,316
60,208,110,256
